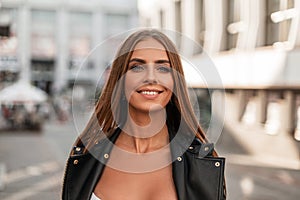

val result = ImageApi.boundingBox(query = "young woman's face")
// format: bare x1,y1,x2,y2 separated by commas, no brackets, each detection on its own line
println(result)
124,38,174,113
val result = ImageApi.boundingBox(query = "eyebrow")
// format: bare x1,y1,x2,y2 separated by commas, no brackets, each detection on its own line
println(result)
129,58,170,64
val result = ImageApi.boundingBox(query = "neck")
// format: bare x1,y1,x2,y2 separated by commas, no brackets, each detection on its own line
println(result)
117,123,169,154
123,107,167,137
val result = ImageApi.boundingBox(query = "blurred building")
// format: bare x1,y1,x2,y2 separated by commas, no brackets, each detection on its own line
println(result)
0,0,138,96
139,0,300,52
139,0,300,142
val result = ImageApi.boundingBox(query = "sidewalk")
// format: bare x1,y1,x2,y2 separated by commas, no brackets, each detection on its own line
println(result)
225,162,300,200
214,94,300,199
0,163,5,191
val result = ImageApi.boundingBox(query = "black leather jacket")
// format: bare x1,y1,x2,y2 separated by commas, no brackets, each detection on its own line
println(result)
62,128,226,200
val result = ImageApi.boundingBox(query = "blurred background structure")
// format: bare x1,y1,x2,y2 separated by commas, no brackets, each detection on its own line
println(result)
0,0,300,199
0,0,138,129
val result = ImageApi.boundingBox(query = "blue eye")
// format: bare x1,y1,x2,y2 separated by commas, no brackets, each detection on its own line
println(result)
130,65,145,72
157,65,171,73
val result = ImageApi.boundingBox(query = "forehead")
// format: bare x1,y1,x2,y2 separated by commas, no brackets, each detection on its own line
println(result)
131,38,168,61
133,38,166,51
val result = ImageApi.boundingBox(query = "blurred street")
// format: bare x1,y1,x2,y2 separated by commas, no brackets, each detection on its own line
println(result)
0,117,77,200
217,125,300,200
0,104,299,200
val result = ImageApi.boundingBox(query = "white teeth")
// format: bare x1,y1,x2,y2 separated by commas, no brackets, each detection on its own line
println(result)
141,91,159,95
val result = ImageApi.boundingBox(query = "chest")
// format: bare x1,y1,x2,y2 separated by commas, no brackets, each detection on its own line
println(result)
94,165,178,200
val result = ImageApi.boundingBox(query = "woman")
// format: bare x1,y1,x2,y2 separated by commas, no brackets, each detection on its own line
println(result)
62,29,226,200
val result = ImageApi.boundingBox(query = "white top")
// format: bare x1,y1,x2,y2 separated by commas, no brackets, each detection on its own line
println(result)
90,193,101,200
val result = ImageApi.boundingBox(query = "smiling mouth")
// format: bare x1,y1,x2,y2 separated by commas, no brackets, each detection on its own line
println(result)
137,90,163,95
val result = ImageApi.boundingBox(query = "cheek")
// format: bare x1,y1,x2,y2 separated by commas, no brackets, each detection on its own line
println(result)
124,75,139,99
159,74,174,92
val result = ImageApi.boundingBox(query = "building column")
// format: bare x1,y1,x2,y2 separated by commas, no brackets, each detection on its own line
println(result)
54,7,69,94
256,90,268,124
17,4,31,83
203,0,225,54
294,104,300,141
235,90,248,121
180,0,196,56
281,90,296,134
288,0,300,48
237,0,261,49
256,0,267,46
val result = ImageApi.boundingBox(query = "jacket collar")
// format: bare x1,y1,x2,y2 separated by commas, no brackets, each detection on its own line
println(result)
91,126,195,161
90,127,196,200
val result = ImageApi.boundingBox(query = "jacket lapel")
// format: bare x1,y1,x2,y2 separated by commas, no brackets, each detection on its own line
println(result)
169,130,189,200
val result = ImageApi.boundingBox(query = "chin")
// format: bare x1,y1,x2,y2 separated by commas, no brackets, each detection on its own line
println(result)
132,104,166,113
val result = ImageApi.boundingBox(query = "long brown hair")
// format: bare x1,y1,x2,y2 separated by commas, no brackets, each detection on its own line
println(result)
74,29,212,154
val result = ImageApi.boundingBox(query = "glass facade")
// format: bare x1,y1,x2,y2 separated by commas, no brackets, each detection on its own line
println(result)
0,1,138,95
31,10,56,58
0,8,19,86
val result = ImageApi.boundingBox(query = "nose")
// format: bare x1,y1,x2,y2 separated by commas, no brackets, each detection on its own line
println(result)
143,65,158,84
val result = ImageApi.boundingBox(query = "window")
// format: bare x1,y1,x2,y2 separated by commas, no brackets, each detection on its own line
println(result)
0,8,17,37
0,8,17,54
31,10,56,59
0,26,10,37
69,12,92,58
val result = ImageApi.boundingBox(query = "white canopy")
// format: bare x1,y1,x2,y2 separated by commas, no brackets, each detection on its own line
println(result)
0,81,48,104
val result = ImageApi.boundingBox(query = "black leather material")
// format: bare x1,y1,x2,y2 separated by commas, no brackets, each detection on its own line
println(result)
172,138,226,200
62,129,121,200
62,128,226,200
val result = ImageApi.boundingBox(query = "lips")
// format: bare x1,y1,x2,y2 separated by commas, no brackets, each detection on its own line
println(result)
137,88,163,98
139,90,161,95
